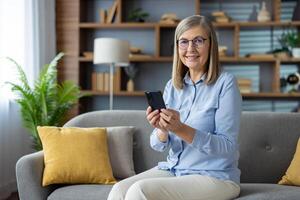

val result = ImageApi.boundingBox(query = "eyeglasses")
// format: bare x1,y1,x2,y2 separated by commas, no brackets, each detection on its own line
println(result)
177,36,207,50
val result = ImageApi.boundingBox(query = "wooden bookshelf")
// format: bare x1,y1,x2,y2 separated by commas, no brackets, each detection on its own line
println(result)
56,0,300,114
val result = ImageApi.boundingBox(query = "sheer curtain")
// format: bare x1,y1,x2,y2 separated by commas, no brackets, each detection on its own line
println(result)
0,0,55,198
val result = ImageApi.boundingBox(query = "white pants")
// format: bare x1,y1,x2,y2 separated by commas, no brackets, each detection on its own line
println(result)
107,167,240,200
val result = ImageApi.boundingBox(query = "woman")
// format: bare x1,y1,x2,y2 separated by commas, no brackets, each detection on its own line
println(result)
108,15,242,200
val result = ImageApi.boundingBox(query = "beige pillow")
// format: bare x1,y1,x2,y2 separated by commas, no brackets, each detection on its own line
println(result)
106,126,136,179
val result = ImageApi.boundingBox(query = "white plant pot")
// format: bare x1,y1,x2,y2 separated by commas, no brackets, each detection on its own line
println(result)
292,48,300,58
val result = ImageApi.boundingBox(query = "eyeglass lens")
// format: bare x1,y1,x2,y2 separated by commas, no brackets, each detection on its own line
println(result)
178,36,206,49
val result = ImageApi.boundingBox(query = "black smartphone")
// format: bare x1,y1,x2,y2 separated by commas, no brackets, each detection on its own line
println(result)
144,91,166,111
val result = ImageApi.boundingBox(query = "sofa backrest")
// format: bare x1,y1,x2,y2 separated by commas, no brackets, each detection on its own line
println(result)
64,110,300,183
239,112,300,183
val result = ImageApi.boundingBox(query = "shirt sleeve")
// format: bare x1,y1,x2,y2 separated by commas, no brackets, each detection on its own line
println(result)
150,128,169,152
191,74,242,155
149,79,172,152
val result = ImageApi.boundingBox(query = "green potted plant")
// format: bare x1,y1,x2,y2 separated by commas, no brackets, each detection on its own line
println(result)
280,30,300,58
128,8,149,22
6,52,82,151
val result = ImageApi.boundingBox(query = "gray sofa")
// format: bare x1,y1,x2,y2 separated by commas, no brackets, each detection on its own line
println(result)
16,110,300,200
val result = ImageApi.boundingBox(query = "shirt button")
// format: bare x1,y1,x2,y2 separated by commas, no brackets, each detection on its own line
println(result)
265,145,272,151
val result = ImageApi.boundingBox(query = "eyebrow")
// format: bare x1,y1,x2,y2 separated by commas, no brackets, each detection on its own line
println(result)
178,35,206,40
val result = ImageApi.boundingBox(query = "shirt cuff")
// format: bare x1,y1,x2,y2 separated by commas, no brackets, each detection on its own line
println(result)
150,130,169,152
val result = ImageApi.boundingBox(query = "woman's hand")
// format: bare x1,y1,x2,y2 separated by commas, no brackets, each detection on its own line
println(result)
160,108,196,143
146,106,168,134
159,109,184,133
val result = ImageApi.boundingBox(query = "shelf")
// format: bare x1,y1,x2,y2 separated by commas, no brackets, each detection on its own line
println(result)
78,56,173,62
79,23,156,29
279,58,300,63
81,90,145,96
213,22,236,27
158,23,178,28
242,93,300,100
81,90,300,100
229,57,276,62
79,56,300,63
238,21,300,27
220,57,300,63
79,21,300,29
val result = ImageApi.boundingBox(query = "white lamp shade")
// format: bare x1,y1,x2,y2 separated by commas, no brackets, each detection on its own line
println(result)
93,38,129,66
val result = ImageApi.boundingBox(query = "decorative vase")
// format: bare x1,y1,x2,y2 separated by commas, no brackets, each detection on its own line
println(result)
257,1,271,22
127,79,134,92
292,48,300,58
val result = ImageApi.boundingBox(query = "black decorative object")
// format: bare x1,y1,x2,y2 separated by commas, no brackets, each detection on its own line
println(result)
286,72,300,93
292,0,300,21
280,77,287,92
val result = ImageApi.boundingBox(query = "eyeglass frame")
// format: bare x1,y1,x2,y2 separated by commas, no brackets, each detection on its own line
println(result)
176,36,208,50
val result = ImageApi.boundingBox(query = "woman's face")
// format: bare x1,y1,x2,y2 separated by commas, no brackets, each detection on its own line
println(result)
178,26,210,71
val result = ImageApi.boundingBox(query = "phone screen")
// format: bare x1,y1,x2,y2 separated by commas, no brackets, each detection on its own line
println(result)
145,91,166,110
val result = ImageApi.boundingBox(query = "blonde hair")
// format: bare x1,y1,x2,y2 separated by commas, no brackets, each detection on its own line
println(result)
172,15,220,89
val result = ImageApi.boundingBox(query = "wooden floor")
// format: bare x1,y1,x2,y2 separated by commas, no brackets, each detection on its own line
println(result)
5,192,18,200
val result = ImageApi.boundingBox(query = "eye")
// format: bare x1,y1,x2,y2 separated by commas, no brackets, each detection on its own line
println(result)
193,37,204,45
178,39,189,45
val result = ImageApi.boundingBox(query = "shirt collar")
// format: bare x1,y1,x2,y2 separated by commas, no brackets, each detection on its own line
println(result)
183,71,206,85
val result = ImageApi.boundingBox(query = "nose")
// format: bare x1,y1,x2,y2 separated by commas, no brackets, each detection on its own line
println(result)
186,41,196,51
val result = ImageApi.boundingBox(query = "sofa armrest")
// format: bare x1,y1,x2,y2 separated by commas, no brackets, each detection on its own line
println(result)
16,151,56,200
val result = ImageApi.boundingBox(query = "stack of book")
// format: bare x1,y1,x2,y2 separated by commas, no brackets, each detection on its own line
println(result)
99,0,119,24
237,79,252,93
218,46,228,57
91,69,121,92
129,46,153,60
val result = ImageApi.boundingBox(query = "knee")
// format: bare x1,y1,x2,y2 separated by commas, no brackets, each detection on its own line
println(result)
125,180,151,200
107,181,128,200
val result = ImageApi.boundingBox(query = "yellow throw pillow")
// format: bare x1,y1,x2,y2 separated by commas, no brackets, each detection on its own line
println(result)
38,126,116,186
278,138,300,186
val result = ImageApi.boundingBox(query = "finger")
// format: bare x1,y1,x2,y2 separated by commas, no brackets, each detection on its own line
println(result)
147,109,159,120
146,106,152,115
160,112,172,122
150,115,159,126
159,117,169,128
161,109,175,119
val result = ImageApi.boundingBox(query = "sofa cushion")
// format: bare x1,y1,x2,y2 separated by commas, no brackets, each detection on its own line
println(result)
38,126,116,186
47,183,300,200
236,183,300,200
47,185,113,200
106,126,136,179
278,138,300,186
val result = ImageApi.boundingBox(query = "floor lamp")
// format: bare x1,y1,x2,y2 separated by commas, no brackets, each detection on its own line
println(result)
93,38,129,110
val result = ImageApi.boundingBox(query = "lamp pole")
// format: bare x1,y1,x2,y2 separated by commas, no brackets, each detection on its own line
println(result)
109,63,114,110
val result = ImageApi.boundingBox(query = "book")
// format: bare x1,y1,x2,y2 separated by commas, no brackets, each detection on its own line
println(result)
106,1,118,23
104,73,110,91
96,73,104,91
237,79,252,93
92,72,97,90
99,9,107,24
113,68,121,92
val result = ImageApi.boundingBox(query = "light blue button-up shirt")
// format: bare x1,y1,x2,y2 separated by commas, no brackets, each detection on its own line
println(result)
150,71,242,184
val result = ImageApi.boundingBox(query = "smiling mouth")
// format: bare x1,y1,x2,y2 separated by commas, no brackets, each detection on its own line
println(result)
185,56,199,61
